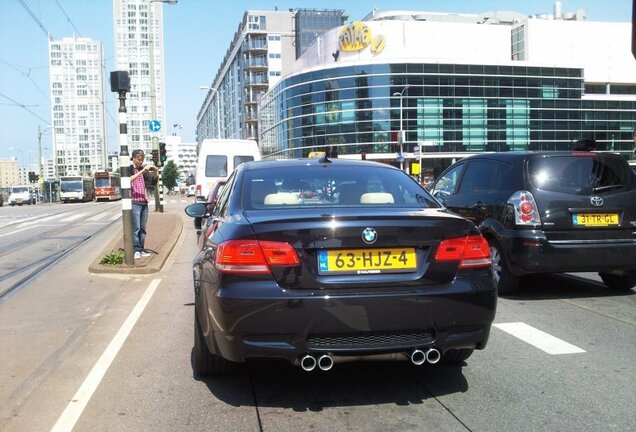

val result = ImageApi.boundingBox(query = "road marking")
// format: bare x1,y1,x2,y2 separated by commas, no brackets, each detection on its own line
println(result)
494,322,585,355
60,213,87,222
50,279,161,432
109,213,121,221
86,213,109,221
0,226,32,238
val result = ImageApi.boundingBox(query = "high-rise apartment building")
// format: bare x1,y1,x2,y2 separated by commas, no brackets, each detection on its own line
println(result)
196,9,346,148
113,0,168,156
48,37,107,177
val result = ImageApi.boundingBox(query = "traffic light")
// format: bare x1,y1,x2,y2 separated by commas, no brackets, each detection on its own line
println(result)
159,142,167,166
151,149,159,165
28,171,38,183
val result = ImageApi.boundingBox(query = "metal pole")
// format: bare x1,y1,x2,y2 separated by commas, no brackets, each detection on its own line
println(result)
117,90,135,265
399,95,404,171
148,1,162,212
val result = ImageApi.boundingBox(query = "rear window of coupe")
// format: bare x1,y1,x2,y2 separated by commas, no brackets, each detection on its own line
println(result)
242,165,440,210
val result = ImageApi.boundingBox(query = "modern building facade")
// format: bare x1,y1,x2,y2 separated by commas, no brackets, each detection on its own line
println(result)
196,9,346,148
0,159,19,188
113,0,168,157
163,135,197,180
259,4,636,176
48,37,107,177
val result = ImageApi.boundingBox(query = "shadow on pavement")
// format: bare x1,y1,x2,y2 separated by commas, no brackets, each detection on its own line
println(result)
194,356,468,411
502,273,635,301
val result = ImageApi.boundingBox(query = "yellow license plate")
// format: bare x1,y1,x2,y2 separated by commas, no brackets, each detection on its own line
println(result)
573,213,619,227
317,248,417,275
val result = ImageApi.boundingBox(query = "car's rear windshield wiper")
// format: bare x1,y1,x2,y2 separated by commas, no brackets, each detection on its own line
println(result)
592,184,625,192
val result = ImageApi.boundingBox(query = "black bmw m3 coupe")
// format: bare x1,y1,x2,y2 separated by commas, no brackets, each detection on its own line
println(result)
185,157,496,376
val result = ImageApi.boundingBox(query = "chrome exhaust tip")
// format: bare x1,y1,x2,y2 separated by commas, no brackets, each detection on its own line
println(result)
317,354,334,371
426,347,441,364
300,354,317,372
410,349,426,366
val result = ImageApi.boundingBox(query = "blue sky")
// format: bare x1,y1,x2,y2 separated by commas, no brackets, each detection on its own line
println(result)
0,0,631,166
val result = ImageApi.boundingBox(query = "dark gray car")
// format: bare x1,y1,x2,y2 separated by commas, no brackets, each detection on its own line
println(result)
431,151,636,294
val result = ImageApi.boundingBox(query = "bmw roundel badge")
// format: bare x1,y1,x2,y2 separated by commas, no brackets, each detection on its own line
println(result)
362,227,377,244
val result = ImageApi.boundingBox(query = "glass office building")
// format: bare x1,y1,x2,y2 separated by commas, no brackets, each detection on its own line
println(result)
260,8,636,174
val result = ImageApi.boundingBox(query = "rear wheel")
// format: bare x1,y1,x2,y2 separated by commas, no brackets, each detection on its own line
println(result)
442,348,474,365
193,312,237,376
488,238,520,295
599,273,636,291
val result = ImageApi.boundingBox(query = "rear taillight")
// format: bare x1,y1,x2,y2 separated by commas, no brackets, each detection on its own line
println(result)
215,240,300,274
435,235,492,269
507,190,541,225
195,184,202,197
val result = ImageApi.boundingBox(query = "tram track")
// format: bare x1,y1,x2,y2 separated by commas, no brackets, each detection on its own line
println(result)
0,202,115,258
0,209,121,302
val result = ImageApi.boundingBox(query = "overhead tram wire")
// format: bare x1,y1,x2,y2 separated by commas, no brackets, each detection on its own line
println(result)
0,92,51,124
16,0,53,40
0,59,51,102
54,0,82,37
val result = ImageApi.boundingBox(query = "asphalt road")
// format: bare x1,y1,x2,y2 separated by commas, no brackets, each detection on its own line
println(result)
0,199,634,432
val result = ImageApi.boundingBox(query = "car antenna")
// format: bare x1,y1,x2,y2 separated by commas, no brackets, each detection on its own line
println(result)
318,146,332,163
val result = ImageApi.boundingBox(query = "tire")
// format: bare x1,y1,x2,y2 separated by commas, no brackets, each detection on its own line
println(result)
599,273,636,291
193,312,237,376
442,348,474,365
488,238,520,295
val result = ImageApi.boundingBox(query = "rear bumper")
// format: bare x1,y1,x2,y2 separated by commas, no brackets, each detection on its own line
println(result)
199,274,497,364
499,229,636,275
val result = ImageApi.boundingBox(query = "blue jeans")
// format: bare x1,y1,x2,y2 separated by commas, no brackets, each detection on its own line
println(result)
132,202,148,252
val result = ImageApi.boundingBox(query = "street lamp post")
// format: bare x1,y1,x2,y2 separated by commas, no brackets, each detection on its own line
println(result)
8,147,25,166
199,86,222,139
148,0,177,213
393,85,410,171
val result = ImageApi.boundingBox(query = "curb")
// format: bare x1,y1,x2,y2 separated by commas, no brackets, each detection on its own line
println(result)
89,212,183,275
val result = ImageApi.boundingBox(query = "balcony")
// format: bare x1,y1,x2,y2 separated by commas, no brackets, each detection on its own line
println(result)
244,56,268,70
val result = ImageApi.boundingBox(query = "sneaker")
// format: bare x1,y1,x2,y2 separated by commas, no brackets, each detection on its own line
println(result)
141,251,152,257
134,251,141,260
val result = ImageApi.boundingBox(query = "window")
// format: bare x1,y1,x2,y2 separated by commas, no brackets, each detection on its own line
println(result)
459,160,497,194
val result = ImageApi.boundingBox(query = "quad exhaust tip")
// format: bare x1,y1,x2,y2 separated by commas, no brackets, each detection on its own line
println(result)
300,354,317,372
410,349,426,365
410,347,442,365
426,347,441,364
300,353,334,372
318,354,334,371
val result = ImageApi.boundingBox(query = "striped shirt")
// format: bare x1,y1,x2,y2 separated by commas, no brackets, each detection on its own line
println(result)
131,166,147,203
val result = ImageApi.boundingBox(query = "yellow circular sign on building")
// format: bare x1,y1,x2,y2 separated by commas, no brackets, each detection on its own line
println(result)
338,22,371,52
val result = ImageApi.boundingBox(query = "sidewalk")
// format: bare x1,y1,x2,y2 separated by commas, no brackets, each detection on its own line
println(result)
89,209,183,275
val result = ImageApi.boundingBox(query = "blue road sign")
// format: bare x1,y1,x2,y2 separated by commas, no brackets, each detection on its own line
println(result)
149,120,161,132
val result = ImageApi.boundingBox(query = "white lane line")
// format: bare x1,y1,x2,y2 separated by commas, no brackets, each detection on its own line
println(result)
109,213,121,221
20,213,67,227
0,226,32,238
50,279,161,432
59,213,87,222
86,213,108,221
494,322,585,355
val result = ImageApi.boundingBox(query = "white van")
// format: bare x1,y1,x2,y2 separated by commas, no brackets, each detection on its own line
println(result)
195,139,261,200
8,185,35,206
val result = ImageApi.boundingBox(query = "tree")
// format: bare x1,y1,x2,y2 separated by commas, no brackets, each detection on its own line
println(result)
161,160,179,191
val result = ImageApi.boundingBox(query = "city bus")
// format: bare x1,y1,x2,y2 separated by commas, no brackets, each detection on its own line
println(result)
59,176,94,203
93,171,122,201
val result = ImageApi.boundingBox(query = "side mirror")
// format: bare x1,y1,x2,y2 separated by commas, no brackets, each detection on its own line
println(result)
184,202,208,218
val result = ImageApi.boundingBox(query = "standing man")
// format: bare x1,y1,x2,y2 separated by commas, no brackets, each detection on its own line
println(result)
130,149,157,260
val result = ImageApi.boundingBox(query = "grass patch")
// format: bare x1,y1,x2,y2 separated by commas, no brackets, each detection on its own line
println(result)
100,248,125,265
